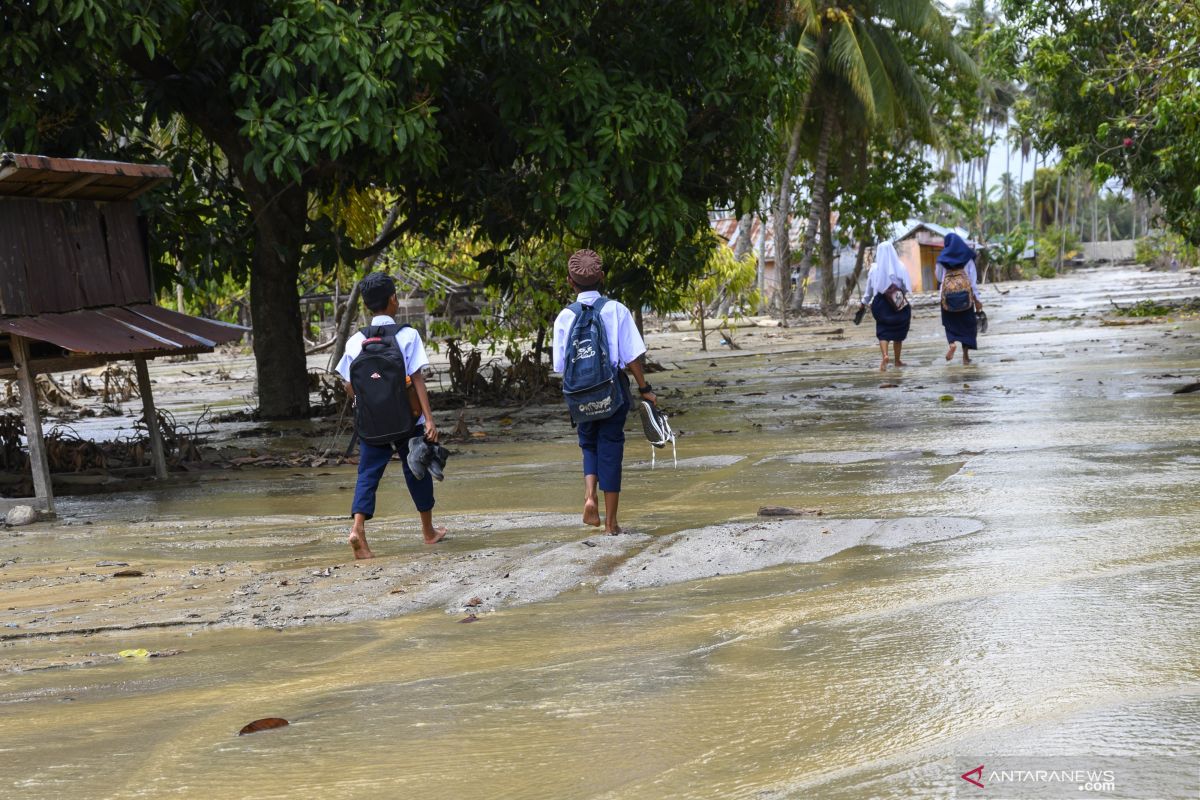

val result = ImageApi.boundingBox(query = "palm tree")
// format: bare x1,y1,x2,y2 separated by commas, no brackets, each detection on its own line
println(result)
777,0,976,312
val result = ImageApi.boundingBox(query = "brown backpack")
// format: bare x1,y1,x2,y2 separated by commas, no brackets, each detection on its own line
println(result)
940,269,974,312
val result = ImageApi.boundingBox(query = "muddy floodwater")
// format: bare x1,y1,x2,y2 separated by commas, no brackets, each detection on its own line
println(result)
2,266,1198,798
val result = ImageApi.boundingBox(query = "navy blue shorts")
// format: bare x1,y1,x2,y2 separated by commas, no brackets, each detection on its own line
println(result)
577,398,629,493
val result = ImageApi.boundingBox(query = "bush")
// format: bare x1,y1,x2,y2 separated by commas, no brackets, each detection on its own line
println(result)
1033,225,1082,278
1135,230,1189,269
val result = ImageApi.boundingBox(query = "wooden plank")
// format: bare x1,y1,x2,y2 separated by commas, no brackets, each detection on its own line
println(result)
134,357,168,480
0,200,33,315
64,200,117,307
50,173,102,198
26,201,79,312
4,154,171,178
121,177,168,200
11,335,54,515
101,203,152,303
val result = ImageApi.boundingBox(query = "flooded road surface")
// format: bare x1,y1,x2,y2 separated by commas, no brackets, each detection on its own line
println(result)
2,266,1199,798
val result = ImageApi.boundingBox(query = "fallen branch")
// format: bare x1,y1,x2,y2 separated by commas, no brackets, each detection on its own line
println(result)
305,337,337,355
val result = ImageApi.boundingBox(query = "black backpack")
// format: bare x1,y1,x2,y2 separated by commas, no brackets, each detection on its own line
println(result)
350,323,416,445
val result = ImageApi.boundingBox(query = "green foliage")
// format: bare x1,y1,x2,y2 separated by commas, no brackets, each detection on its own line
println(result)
1134,230,1190,270
831,136,934,246
781,0,976,310
1033,225,1080,278
1115,299,1173,318
1007,0,1200,246
0,1,791,415
987,225,1033,279
682,232,760,350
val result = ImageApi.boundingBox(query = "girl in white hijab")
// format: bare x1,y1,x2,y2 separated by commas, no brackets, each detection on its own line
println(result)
859,241,913,371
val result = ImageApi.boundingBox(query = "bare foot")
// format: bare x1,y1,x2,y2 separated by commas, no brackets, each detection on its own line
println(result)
894,359,907,367
963,353,972,365
583,498,601,527
423,527,449,545
349,528,374,560
605,525,622,535
879,355,889,372
945,343,957,362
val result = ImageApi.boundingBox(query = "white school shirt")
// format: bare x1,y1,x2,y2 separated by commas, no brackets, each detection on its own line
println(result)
935,259,980,295
336,314,430,425
551,291,646,373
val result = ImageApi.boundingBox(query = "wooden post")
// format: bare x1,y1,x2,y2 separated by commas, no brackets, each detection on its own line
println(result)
11,335,53,514
134,357,169,480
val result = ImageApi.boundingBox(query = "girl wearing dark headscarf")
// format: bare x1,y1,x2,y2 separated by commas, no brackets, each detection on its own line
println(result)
859,241,913,371
936,233,983,365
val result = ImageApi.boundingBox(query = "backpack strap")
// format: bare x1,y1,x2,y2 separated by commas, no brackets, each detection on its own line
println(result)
360,322,410,342
565,297,613,366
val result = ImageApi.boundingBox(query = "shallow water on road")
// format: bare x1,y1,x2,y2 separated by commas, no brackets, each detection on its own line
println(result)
2,267,1198,798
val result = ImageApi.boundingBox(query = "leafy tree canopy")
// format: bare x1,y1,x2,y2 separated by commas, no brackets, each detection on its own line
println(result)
1006,0,1200,245
0,0,792,416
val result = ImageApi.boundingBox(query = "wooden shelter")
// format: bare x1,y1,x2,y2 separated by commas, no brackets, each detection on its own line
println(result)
0,153,244,516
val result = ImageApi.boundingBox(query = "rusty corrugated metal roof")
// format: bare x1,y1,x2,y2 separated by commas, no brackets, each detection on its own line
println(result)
0,153,172,202
711,215,804,263
0,305,245,355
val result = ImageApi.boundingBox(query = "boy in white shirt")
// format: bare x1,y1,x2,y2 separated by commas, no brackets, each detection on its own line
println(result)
552,250,657,533
336,273,447,558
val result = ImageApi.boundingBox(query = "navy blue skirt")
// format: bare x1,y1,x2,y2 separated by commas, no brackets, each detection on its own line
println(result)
871,294,911,342
941,308,978,350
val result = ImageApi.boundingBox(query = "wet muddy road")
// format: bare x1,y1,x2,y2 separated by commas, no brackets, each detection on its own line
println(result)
2,266,1198,798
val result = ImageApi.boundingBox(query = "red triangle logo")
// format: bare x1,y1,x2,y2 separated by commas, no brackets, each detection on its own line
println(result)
961,765,984,789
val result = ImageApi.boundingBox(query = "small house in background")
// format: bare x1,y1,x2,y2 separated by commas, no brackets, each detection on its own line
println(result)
0,153,245,516
891,221,971,292
711,214,859,301
711,214,804,298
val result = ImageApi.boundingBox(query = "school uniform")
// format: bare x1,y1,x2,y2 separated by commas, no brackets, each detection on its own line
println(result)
862,241,912,342
937,257,980,350
336,315,434,519
552,291,646,493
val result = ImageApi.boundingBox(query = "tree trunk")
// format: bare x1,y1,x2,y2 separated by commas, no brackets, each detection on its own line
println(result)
755,213,767,296
330,279,364,372
726,212,753,318
1030,153,1037,233
733,212,753,260
533,324,547,365
819,190,836,312
243,181,311,419
1004,128,1012,236
979,120,993,240
1015,148,1024,229
793,110,834,312
838,241,869,307
773,117,805,321
330,202,403,370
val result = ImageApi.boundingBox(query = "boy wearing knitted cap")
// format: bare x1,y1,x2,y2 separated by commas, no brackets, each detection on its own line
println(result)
336,272,447,558
552,250,657,533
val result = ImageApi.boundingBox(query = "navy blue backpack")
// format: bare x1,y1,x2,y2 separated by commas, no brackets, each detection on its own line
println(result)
562,298,625,424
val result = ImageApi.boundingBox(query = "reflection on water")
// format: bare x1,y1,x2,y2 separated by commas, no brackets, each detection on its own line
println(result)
2,267,1198,798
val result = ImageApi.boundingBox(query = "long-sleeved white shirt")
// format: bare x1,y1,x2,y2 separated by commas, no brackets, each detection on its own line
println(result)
862,241,912,304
